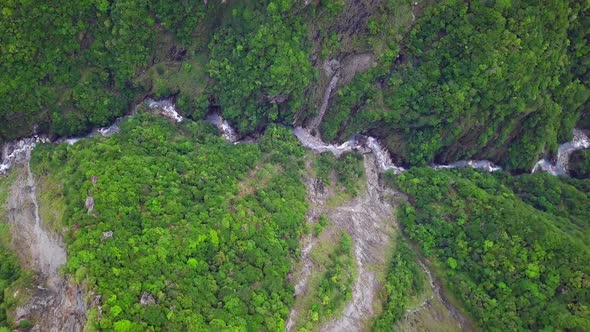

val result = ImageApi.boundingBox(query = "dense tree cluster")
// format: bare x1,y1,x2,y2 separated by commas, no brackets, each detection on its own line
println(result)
569,149,590,179
31,116,308,331
208,1,314,135
0,0,316,143
299,232,355,330
0,244,20,328
390,168,590,330
321,0,590,171
314,152,365,196
372,239,423,331
0,0,211,142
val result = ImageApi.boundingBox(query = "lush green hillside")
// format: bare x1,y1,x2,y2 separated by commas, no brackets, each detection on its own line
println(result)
389,168,590,331
31,115,308,331
372,238,423,331
0,0,219,141
2,0,590,330
321,0,590,171
0,0,320,142
0,245,23,330
3,0,588,172
208,1,315,134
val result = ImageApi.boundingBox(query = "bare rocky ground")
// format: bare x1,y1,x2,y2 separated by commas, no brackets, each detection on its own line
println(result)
286,151,475,332
320,154,396,332
3,153,86,331
286,153,398,331
339,53,376,87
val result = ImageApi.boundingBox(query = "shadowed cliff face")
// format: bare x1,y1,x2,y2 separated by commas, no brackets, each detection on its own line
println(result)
4,155,86,331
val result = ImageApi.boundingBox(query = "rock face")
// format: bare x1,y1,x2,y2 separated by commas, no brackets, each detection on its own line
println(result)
285,154,398,332
320,154,396,332
14,278,87,332
4,154,86,331
140,292,156,306
101,231,113,242
85,196,95,214
339,53,376,86
286,153,473,331
308,59,341,133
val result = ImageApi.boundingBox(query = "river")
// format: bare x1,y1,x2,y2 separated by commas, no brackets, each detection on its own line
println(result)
2,98,589,177
531,128,590,176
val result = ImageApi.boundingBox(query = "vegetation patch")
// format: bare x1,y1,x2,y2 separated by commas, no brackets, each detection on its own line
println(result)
35,175,66,235
31,115,308,331
0,171,18,244
141,54,210,118
569,149,590,179
208,1,314,135
314,152,365,207
0,1,218,141
292,224,356,331
372,237,423,331
390,168,590,331
322,0,589,171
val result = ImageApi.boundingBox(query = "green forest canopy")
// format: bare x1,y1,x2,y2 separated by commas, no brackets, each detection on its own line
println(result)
390,168,590,331
31,115,308,331
0,0,214,140
0,0,589,330
320,0,590,171
1,0,588,172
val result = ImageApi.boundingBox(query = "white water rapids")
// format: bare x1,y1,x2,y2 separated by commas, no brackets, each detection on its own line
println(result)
531,129,590,176
205,113,239,143
1,99,184,176
293,127,407,174
1,98,588,177
1,135,51,175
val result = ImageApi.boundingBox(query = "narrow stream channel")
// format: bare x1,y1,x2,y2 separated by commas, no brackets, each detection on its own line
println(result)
2,98,588,178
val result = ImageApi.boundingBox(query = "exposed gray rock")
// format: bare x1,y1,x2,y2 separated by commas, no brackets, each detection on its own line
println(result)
270,94,289,104
286,155,398,332
85,196,94,214
140,292,156,306
307,59,341,132
321,155,396,332
101,231,113,242
339,53,376,86
4,157,86,331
